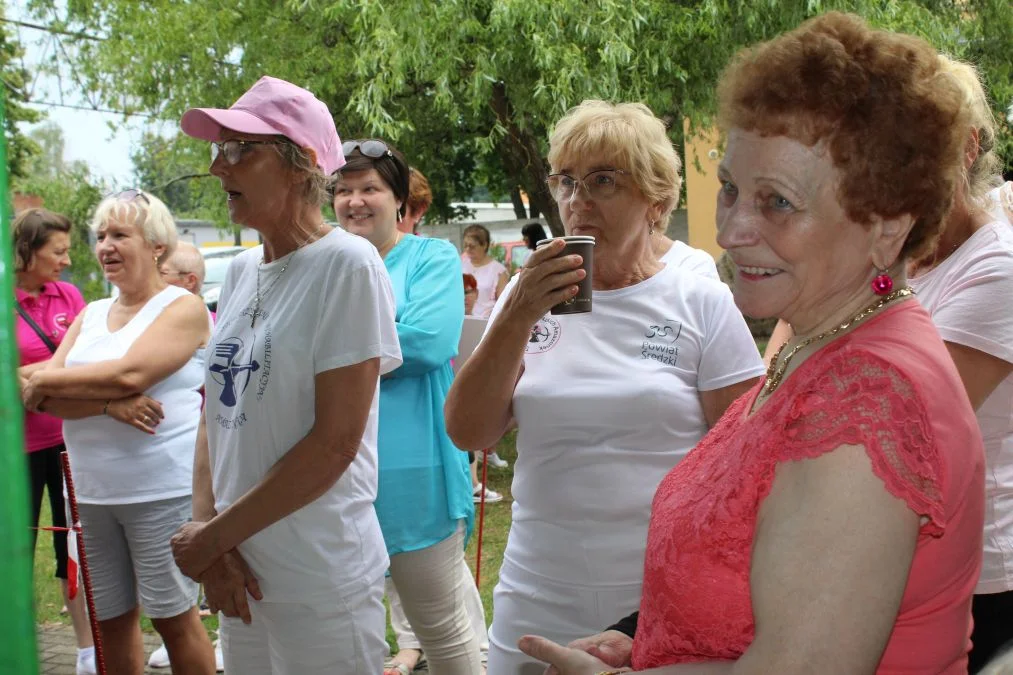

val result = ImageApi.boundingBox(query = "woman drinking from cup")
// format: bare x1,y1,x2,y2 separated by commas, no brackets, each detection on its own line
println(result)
445,100,765,675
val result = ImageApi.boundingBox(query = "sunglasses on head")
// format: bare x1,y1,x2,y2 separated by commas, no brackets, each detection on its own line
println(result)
342,139,392,159
110,189,151,205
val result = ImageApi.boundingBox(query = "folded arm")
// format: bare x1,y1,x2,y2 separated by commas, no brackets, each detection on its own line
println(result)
29,294,209,401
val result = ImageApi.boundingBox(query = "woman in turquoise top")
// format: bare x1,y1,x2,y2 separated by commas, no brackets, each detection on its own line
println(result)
334,139,481,675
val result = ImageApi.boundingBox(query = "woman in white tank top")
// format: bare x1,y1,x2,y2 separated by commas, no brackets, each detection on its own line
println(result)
21,190,215,674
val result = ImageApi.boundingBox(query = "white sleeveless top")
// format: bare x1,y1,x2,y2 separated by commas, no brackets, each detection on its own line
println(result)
63,285,207,505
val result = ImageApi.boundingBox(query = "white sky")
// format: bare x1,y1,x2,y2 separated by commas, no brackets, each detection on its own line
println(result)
9,0,159,187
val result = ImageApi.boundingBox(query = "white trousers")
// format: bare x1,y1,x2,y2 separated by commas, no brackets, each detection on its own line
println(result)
486,559,641,675
388,556,489,659
387,527,482,675
219,576,386,675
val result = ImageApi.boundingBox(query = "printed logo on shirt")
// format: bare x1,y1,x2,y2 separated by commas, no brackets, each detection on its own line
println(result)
641,320,682,365
208,337,260,408
526,316,561,354
52,312,71,333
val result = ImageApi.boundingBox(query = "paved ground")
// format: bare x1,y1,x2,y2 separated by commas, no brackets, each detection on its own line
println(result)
37,623,162,674
38,623,431,674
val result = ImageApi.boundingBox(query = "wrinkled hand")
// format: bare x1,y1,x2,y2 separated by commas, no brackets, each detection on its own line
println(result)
518,635,621,675
544,631,634,675
170,521,221,580
501,239,586,327
22,372,46,412
106,394,164,434
200,549,263,625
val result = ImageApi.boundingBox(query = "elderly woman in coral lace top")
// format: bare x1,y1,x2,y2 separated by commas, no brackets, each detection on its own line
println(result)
520,13,985,675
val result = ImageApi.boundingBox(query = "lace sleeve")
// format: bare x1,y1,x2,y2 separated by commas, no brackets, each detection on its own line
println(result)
780,348,945,535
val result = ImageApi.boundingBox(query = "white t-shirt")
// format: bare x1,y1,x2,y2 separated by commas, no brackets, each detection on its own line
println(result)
462,256,507,319
487,263,765,586
64,285,207,505
910,220,1013,593
206,227,402,602
660,240,719,280
987,182,1012,226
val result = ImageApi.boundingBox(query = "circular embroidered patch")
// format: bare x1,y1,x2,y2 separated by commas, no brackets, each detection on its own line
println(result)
525,316,561,354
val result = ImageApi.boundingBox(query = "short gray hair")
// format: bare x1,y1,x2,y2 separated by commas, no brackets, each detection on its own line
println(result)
169,241,206,286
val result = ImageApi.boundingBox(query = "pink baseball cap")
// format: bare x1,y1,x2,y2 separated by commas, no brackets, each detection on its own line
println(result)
180,75,345,174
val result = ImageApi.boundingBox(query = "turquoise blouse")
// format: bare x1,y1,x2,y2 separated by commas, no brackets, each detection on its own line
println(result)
376,234,474,556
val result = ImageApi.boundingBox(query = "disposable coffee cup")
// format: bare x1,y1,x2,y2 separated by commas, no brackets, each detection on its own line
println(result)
536,235,595,315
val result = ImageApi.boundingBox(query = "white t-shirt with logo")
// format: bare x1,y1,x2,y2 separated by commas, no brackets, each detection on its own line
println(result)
486,263,765,587
910,220,1013,594
660,240,719,280
64,285,208,504
207,228,402,602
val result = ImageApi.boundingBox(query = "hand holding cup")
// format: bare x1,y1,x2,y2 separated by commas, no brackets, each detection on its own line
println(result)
500,237,591,327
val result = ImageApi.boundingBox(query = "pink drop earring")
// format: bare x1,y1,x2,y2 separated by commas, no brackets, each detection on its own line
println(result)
871,267,894,295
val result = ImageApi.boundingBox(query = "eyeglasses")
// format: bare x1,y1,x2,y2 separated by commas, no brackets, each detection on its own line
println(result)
211,139,285,166
342,139,392,159
546,169,628,203
160,268,190,278
110,189,150,204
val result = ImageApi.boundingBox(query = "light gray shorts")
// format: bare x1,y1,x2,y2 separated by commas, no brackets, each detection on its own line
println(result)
77,496,199,621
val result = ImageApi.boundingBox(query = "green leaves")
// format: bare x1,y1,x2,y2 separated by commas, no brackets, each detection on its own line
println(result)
15,0,1012,236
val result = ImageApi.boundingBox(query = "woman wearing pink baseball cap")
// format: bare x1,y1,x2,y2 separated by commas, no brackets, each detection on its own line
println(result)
169,76,402,674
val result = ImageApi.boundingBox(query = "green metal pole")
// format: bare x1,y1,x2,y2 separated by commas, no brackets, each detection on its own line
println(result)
0,95,40,674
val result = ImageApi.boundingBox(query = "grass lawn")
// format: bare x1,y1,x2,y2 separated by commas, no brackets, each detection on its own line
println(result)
33,431,519,650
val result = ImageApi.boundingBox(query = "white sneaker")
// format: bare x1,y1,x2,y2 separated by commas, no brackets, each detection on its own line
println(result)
473,484,503,503
76,647,97,675
215,638,224,672
148,643,170,668
485,452,509,469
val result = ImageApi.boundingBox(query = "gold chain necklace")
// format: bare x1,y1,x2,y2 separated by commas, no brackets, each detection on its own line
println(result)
762,287,915,395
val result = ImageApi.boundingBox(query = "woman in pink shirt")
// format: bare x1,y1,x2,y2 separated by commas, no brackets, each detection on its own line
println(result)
520,13,985,675
762,58,1013,673
460,224,508,319
13,208,93,674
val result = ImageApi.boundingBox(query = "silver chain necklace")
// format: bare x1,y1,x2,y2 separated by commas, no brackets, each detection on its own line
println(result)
249,229,323,328
251,257,293,328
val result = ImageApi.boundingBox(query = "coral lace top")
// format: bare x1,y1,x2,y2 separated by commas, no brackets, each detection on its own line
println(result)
632,301,984,674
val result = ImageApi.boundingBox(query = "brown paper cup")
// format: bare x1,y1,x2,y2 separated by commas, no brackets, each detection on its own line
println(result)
536,235,595,315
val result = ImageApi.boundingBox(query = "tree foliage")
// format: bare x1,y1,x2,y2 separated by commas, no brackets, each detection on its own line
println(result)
26,0,1013,236
1,6,43,180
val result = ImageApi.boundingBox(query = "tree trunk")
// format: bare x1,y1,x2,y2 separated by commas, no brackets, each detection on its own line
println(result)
233,225,242,246
490,82,564,237
509,186,527,219
529,200,540,219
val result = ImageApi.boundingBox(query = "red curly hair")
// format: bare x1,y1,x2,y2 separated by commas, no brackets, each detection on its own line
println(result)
717,12,970,260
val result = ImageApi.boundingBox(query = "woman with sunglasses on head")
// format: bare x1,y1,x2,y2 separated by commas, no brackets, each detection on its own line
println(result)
461,224,509,319
168,77,401,674
335,138,482,675
21,191,216,675
445,100,765,674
